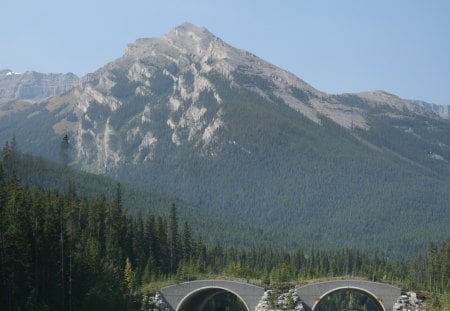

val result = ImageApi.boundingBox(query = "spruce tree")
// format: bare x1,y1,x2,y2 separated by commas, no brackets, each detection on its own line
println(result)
182,221,193,262
168,203,179,275
124,257,135,293
60,134,71,165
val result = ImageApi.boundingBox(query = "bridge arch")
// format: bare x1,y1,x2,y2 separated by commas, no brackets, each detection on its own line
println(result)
177,286,249,311
311,286,385,311
296,280,401,311
160,280,264,311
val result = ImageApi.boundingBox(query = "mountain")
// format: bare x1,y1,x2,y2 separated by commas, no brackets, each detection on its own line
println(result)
0,69,79,118
1,22,449,255
0,69,78,104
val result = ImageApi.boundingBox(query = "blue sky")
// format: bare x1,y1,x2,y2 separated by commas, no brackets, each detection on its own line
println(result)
2,0,450,105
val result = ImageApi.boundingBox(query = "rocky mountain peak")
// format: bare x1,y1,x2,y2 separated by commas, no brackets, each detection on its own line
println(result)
167,22,213,40
124,23,220,63
118,23,316,94
163,22,219,58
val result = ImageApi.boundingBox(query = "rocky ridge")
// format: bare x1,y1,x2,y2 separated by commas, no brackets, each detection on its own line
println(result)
0,69,79,105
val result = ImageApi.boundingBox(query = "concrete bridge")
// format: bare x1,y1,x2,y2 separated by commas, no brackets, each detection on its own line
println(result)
160,279,401,310
296,280,401,311
160,280,265,311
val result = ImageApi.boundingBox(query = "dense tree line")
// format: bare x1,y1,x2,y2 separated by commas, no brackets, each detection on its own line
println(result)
406,238,450,308
1,144,449,310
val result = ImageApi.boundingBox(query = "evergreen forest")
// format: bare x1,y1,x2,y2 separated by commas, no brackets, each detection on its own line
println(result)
1,144,449,310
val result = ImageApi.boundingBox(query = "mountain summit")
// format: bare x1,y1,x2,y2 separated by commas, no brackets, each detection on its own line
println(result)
64,23,326,168
126,22,218,60
1,23,449,253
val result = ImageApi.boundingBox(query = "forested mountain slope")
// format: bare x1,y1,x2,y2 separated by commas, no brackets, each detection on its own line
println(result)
0,147,279,247
0,23,449,255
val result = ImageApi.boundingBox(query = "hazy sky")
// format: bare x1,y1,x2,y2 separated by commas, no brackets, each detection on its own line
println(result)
2,0,449,105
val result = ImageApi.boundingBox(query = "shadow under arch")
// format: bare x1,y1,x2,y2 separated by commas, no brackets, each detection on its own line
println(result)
312,286,386,311
177,286,250,311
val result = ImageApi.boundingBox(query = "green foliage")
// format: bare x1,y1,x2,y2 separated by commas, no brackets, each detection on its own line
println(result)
407,236,450,295
0,155,449,310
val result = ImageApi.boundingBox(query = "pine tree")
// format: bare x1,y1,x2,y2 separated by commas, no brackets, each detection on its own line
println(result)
168,203,179,275
105,183,125,266
194,235,207,274
427,242,439,292
10,135,17,155
60,134,71,165
440,237,450,293
132,216,146,270
114,182,123,211
0,160,4,183
2,141,12,173
142,256,156,284
0,161,5,209
144,213,159,274
124,257,135,293
156,216,169,274
181,221,193,262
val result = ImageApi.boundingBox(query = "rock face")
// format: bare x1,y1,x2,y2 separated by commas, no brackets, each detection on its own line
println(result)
64,22,327,169
0,69,79,104
355,90,449,119
45,22,449,170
